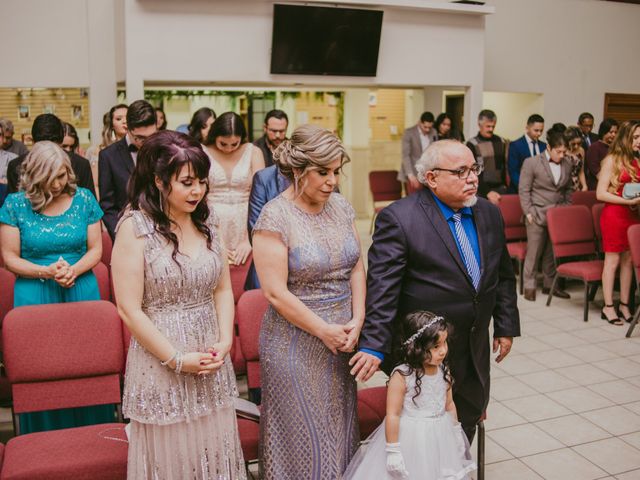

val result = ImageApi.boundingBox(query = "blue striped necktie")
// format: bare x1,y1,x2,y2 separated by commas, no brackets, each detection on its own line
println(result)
452,212,481,290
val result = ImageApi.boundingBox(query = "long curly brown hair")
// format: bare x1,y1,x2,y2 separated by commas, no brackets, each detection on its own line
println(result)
393,311,453,405
127,130,212,264
607,120,640,194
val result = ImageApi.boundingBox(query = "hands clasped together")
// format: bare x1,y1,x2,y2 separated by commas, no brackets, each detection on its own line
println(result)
165,343,231,376
319,320,360,355
45,257,77,288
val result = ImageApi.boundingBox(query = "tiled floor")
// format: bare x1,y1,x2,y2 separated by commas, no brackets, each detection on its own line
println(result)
361,281,640,480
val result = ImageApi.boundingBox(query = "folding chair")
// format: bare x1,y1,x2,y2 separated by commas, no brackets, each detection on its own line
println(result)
1,300,127,479
369,170,402,233
546,205,604,322
572,190,600,212
498,194,527,294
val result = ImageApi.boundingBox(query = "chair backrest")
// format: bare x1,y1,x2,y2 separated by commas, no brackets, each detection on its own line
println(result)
357,386,387,440
236,289,269,389
2,300,124,415
572,190,600,211
627,225,640,289
230,255,252,304
547,205,597,259
0,267,15,328
101,230,113,268
93,262,111,302
369,171,402,202
592,202,605,247
498,194,526,241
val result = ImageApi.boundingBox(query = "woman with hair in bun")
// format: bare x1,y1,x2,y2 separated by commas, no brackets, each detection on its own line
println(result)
204,112,264,265
253,124,366,479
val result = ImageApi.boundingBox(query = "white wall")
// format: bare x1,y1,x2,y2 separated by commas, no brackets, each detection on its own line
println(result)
482,92,544,141
484,0,640,127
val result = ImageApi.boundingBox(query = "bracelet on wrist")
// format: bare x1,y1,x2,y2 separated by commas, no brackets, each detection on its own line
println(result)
174,351,184,374
160,351,178,366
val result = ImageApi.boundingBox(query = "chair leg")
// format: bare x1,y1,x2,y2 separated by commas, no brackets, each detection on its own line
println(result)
626,309,640,338
546,274,559,306
583,282,590,322
588,284,598,302
477,419,485,480
519,259,524,295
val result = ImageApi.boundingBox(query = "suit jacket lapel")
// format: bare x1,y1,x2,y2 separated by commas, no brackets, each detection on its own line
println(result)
117,139,135,174
471,202,488,288
419,190,474,289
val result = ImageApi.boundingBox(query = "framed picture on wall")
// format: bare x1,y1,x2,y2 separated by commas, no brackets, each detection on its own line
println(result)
43,104,56,114
21,133,33,147
72,105,83,120
18,105,30,119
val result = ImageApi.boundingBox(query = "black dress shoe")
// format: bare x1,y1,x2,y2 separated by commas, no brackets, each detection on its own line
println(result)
542,287,570,299
523,288,536,301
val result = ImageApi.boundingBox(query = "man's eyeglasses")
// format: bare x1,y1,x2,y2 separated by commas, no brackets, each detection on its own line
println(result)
432,163,483,180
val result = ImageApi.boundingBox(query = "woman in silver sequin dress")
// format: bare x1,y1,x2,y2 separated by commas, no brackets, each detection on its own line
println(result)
253,125,366,479
111,131,246,480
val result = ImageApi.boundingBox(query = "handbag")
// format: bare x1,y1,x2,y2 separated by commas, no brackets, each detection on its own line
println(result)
622,183,640,200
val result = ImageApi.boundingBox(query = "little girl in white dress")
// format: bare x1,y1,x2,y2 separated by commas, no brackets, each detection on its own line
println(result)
344,311,476,480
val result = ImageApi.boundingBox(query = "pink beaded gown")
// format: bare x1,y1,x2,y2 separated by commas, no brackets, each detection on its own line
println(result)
120,210,246,480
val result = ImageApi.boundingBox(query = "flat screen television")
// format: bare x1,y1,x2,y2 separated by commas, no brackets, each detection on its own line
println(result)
270,4,383,77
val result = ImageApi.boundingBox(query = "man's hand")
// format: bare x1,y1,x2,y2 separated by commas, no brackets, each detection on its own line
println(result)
487,191,501,205
349,351,381,382
493,336,513,363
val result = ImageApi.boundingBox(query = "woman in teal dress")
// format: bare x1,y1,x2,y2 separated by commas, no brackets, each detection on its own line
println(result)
0,140,113,433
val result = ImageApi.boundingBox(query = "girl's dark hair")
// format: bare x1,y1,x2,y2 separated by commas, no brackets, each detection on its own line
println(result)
62,122,80,151
205,111,247,146
156,108,167,130
127,130,213,264
394,311,453,404
188,107,216,143
598,118,619,139
435,113,452,136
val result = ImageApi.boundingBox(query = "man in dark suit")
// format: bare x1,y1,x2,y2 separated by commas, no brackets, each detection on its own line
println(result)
6,114,95,196
253,110,288,168
578,112,599,151
99,100,156,239
351,140,520,440
519,131,573,301
244,164,291,290
507,114,547,193
398,111,436,192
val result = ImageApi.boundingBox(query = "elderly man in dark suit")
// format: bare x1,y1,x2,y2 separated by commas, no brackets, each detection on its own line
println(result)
99,100,156,239
519,131,574,301
351,139,520,441
398,111,436,193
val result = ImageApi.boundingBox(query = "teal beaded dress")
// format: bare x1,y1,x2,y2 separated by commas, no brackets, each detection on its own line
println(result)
0,187,115,433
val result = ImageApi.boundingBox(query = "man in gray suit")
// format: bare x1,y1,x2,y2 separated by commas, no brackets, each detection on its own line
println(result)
399,111,436,192
519,131,574,301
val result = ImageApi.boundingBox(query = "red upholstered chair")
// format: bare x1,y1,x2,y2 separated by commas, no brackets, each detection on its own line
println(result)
100,230,113,269
0,267,15,405
369,170,402,233
592,202,605,253
546,205,604,322
236,289,269,403
229,256,252,376
1,300,127,479
625,225,640,338
572,190,600,212
93,262,111,302
497,194,527,294
357,386,387,441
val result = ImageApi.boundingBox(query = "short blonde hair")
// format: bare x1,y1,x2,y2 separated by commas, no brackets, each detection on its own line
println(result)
273,124,350,193
20,141,77,212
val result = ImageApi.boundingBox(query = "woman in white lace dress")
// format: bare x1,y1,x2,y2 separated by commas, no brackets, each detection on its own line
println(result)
204,112,264,265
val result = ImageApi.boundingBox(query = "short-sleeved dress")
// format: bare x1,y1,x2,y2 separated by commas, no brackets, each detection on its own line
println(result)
120,210,246,480
601,161,640,252
254,193,361,480
0,187,111,434
0,188,102,307
344,366,476,480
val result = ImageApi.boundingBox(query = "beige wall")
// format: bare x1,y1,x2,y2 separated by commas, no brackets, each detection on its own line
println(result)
482,91,545,141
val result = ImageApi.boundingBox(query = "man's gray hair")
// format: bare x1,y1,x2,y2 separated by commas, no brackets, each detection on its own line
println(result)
416,140,470,185
0,118,14,133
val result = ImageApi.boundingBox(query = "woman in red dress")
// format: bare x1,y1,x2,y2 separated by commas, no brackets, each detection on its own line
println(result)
597,120,640,325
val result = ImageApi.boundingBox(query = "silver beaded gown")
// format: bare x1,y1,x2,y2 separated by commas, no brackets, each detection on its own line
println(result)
253,193,361,480
120,210,246,480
